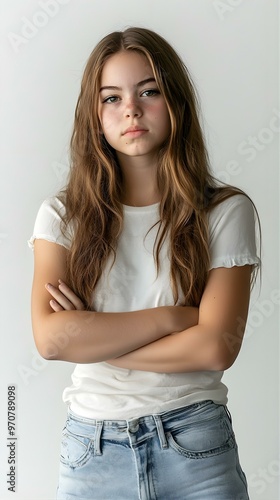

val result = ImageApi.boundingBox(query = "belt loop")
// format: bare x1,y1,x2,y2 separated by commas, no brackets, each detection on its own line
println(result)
94,420,104,456
153,415,168,449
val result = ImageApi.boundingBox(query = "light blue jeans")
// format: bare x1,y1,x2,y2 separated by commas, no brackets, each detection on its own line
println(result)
56,400,249,500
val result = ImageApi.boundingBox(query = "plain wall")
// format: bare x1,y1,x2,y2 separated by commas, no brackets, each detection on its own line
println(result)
0,1,279,498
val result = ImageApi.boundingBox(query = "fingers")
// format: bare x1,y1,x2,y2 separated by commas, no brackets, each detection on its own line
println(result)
45,283,75,310
45,281,85,311
50,299,64,312
58,280,85,310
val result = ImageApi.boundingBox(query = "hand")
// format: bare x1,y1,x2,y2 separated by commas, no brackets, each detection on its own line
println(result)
45,280,85,312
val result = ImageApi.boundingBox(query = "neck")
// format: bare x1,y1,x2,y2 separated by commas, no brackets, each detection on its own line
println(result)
118,154,161,207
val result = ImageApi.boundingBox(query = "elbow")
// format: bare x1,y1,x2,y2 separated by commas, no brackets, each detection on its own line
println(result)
206,340,239,371
33,329,60,361
32,312,75,361
211,346,239,371
201,325,244,371
212,356,235,371
32,312,60,360
35,339,60,361
38,343,60,361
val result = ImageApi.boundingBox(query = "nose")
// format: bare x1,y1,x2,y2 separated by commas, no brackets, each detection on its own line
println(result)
124,97,142,118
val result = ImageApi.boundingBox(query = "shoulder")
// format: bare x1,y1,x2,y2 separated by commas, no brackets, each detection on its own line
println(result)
208,193,255,234
32,195,68,235
38,196,66,218
28,195,72,250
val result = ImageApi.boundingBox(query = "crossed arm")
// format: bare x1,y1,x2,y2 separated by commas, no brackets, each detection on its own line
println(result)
31,240,252,372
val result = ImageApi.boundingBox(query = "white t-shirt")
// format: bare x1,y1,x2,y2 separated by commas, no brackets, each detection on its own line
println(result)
29,194,260,419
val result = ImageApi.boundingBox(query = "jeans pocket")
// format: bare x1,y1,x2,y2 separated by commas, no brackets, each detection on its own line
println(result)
60,428,92,468
167,405,236,459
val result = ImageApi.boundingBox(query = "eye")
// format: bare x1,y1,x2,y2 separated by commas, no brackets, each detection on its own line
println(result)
102,95,120,104
140,89,160,97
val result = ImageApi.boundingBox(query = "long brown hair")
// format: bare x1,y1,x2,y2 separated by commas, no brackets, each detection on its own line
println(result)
58,27,260,309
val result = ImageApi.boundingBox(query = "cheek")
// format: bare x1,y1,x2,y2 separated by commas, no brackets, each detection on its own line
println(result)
99,116,119,147
99,109,118,134
99,118,111,137
150,102,170,124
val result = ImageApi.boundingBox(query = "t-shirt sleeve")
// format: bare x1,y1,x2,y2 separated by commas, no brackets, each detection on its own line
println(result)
208,193,260,270
28,197,72,251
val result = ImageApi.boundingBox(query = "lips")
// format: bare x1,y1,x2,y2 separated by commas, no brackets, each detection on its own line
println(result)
123,125,148,135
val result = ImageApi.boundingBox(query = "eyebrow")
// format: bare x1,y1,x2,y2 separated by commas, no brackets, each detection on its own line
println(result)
99,77,156,92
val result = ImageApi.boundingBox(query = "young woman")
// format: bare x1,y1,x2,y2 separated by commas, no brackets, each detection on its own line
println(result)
29,27,260,499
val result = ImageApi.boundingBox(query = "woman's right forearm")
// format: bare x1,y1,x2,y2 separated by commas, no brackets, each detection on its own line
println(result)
33,306,199,364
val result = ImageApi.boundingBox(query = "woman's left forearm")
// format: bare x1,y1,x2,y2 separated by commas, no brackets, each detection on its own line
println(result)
108,266,251,372
107,324,226,373
107,318,245,373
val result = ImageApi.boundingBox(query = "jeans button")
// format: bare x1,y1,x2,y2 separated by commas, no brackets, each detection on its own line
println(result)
129,422,139,433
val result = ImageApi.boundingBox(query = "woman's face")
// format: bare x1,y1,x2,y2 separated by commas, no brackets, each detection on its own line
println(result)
98,50,171,164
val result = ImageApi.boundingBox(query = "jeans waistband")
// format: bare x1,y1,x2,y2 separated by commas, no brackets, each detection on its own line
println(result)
66,400,222,456
68,400,216,427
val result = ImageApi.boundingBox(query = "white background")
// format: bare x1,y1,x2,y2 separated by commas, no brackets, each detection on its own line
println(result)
0,0,279,499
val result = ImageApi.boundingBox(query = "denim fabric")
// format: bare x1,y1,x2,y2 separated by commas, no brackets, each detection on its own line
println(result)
56,400,249,500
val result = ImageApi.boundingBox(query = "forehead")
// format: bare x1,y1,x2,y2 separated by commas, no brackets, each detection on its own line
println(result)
100,51,154,86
